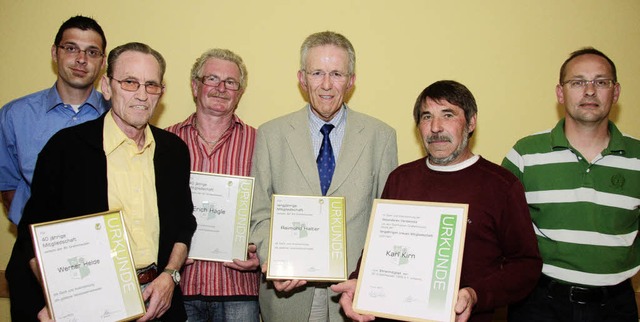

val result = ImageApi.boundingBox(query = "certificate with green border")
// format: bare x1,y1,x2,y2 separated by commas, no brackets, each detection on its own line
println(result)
31,210,145,322
188,172,254,262
353,199,468,322
267,194,347,281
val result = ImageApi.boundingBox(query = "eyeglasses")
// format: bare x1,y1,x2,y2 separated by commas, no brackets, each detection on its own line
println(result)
304,70,350,83
57,44,104,59
110,77,164,95
199,75,241,91
561,79,615,89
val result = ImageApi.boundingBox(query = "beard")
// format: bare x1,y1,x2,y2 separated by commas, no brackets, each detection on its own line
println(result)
428,128,470,165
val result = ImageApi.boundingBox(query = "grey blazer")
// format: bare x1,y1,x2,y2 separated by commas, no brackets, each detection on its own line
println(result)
250,106,398,321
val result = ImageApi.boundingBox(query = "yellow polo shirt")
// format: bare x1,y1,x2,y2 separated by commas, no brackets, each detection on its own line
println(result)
103,112,159,268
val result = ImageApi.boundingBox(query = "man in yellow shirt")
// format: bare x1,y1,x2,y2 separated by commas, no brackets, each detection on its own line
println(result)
6,42,196,321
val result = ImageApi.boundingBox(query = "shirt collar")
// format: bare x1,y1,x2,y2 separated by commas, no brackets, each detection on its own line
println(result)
307,103,347,130
179,113,243,134
550,118,626,155
426,155,480,172
45,83,108,114
103,111,154,155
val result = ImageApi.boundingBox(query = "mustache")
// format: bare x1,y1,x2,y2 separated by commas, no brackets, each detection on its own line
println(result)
208,92,229,99
427,135,452,143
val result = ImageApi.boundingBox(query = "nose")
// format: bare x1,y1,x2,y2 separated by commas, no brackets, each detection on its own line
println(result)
214,81,227,92
430,117,443,133
320,73,332,90
75,50,87,64
134,85,149,101
584,81,596,96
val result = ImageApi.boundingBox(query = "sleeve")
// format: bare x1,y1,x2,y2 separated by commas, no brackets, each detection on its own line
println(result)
0,105,21,190
173,140,197,248
349,250,364,279
248,127,273,265
501,145,525,181
16,134,67,260
349,164,399,280
375,128,398,198
467,179,542,311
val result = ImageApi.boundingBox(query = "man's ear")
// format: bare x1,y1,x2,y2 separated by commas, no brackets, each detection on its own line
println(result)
556,84,565,105
612,82,621,104
297,70,308,92
467,113,477,133
346,73,356,91
191,79,199,98
100,75,112,100
51,45,58,63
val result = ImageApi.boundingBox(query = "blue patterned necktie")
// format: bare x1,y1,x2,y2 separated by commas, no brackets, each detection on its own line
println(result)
317,124,335,196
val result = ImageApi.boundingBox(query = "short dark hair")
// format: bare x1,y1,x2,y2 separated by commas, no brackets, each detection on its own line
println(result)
106,42,166,81
559,47,617,83
54,15,106,52
413,80,477,136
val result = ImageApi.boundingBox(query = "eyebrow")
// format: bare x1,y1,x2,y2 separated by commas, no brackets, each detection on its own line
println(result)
423,107,458,114
567,73,611,79
121,76,161,85
309,68,347,73
60,41,100,49
441,108,458,114
204,74,238,81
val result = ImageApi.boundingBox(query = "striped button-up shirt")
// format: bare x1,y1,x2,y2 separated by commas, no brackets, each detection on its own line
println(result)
166,113,259,297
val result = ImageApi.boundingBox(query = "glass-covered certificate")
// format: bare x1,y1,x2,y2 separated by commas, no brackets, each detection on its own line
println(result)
353,199,468,322
31,210,145,322
189,172,254,262
267,194,347,281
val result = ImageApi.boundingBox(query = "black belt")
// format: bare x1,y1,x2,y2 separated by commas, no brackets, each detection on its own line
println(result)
540,274,630,305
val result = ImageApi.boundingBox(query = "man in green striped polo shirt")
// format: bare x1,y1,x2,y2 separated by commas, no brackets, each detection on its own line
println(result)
503,48,640,322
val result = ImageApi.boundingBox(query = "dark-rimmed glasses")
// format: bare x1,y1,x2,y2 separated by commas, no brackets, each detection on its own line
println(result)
199,75,241,91
56,44,104,59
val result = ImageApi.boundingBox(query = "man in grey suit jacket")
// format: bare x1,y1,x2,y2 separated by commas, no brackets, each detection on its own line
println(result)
250,31,398,321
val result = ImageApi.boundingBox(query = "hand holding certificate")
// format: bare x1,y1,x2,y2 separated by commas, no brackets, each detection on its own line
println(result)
353,199,468,322
188,172,254,262
267,195,347,281
30,210,145,322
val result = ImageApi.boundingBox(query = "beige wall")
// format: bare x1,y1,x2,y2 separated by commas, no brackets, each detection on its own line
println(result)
1,0,639,319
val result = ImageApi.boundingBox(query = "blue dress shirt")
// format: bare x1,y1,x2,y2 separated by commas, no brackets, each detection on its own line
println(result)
0,83,109,224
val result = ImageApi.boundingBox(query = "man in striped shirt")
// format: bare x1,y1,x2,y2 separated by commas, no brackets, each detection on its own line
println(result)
503,48,640,321
166,49,260,322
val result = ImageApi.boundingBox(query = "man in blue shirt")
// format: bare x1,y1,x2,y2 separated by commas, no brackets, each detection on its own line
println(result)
0,15,109,224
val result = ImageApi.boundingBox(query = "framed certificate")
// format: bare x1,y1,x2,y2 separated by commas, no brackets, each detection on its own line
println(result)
31,210,145,322
188,172,254,262
353,199,468,322
267,194,347,281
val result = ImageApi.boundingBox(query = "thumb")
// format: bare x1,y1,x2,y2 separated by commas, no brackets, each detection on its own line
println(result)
454,296,468,314
330,282,348,293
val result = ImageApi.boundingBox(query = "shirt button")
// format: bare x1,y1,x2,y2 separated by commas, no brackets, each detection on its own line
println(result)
586,168,590,173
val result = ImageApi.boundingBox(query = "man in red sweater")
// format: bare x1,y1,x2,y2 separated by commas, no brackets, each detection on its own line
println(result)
332,80,542,322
